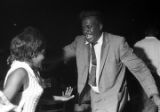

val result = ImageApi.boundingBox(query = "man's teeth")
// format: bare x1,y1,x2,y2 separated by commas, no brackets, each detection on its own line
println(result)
86,35,92,39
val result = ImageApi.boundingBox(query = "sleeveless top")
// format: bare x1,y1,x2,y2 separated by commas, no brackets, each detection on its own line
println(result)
3,60,44,112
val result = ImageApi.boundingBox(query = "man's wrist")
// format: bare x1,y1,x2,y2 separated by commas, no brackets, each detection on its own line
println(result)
150,93,159,103
150,93,159,99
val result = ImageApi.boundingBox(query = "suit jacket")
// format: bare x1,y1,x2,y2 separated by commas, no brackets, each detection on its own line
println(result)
63,32,158,112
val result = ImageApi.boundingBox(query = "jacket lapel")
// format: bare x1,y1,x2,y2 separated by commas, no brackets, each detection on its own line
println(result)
83,39,90,68
99,33,110,75
82,39,90,81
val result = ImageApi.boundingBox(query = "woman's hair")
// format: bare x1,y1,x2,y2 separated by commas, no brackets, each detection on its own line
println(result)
7,26,46,65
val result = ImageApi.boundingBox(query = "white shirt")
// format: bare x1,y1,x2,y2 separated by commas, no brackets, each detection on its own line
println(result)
89,33,103,93
134,36,160,76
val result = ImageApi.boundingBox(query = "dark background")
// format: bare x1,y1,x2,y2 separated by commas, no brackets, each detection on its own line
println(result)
1,0,160,84
1,0,160,111
1,0,160,50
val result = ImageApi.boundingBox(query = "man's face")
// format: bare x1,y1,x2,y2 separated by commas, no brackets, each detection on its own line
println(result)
82,16,102,43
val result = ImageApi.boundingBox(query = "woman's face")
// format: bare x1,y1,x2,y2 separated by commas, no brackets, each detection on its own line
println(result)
32,50,45,68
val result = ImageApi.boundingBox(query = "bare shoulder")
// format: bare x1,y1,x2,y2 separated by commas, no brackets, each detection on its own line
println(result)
5,67,28,88
9,68,28,80
3,68,29,100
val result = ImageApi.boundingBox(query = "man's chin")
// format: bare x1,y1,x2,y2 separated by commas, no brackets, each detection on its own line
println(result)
86,39,93,43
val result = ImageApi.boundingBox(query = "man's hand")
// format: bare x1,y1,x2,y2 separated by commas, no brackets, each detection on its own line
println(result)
151,94,160,111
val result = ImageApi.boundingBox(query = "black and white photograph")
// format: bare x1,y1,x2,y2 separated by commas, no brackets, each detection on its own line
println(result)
1,0,160,112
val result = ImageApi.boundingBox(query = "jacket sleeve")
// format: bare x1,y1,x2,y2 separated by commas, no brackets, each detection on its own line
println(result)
63,36,79,61
119,37,159,98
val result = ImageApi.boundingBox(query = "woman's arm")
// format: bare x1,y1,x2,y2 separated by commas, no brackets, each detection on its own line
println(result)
3,68,28,101
0,68,28,111
53,86,75,101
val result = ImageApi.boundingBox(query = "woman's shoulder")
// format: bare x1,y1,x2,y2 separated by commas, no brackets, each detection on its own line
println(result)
10,61,33,74
4,61,30,87
7,68,28,85
10,68,28,77
11,61,30,68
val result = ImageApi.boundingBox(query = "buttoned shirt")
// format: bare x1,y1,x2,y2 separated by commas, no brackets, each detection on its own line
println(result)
86,33,103,93
134,36,160,76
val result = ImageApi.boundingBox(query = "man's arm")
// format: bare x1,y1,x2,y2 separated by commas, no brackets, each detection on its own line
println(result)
119,37,160,109
41,37,78,78
119,37,158,97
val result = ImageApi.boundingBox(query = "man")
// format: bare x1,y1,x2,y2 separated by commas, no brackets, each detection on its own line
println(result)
134,26,160,112
134,26,160,77
63,10,160,112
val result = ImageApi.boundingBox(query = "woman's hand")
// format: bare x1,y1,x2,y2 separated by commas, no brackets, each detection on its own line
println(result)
53,86,75,101
62,86,73,97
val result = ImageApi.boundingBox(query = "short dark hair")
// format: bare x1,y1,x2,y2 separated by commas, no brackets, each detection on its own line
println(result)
79,10,103,24
7,26,46,65
145,25,159,37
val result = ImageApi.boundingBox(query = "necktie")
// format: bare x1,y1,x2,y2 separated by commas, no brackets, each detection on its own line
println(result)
88,43,97,86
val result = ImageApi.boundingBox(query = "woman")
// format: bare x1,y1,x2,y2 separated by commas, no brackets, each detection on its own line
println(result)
0,27,74,112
